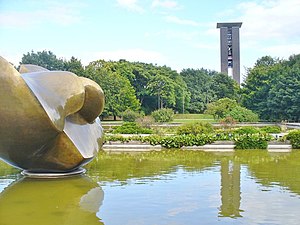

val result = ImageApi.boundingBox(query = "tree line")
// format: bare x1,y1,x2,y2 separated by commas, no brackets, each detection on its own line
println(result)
19,50,300,121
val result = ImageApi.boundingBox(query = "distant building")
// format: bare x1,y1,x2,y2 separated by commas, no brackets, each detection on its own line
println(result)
217,22,242,84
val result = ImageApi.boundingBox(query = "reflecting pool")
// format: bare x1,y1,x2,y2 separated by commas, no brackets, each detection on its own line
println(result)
1,150,300,225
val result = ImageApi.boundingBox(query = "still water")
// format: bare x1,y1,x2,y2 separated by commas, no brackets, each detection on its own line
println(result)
1,150,300,225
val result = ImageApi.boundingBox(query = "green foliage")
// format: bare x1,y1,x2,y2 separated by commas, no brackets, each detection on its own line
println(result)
94,60,190,114
226,105,259,122
121,109,142,122
286,130,300,149
142,134,214,149
205,98,258,122
86,60,141,119
210,73,239,100
63,56,85,77
260,126,281,133
20,50,65,70
180,68,213,113
242,54,300,121
112,122,153,134
234,134,272,149
177,121,214,135
233,126,260,135
219,116,237,129
180,69,239,113
205,98,238,119
151,108,174,123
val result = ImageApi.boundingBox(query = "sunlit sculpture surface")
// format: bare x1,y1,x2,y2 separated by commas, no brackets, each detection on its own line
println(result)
0,56,104,172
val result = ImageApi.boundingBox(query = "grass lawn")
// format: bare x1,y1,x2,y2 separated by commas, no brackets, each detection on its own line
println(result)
100,114,217,125
173,114,216,123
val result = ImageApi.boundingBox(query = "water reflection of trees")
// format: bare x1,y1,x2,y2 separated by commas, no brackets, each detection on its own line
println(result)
1,149,300,221
240,150,300,195
86,150,217,183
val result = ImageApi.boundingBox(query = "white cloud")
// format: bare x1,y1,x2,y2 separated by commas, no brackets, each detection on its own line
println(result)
165,15,199,26
116,0,144,13
0,1,83,28
236,0,300,40
263,44,300,59
151,0,179,9
89,49,166,64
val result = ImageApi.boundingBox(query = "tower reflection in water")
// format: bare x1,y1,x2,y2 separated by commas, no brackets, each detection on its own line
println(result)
219,160,243,218
0,175,104,225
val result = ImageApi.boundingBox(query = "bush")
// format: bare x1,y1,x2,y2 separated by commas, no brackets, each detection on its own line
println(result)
112,122,153,134
151,108,174,123
122,109,142,122
219,116,237,129
260,126,281,133
142,134,214,148
177,121,214,135
226,106,259,122
136,116,154,128
233,126,260,135
286,130,300,149
234,134,271,149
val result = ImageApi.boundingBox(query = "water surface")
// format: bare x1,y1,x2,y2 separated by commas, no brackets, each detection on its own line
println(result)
1,150,300,225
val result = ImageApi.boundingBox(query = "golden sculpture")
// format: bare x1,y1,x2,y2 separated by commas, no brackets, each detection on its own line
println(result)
0,56,104,173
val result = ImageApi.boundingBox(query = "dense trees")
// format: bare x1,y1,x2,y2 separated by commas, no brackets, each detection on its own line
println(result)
85,61,140,120
241,54,300,121
20,50,300,122
20,50,65,70
180,68,239,113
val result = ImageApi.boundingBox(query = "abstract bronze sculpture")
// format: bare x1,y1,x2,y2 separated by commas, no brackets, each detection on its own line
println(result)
0,56,104,173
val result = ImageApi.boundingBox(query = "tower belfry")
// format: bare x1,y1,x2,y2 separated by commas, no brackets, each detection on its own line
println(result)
217,22,242,84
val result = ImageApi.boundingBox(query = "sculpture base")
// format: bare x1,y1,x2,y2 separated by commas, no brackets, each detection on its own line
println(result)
21,168,86,179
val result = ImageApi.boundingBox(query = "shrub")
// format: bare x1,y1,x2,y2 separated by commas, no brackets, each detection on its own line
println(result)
151,108,174,123
112,122,153,134
142,134,214,148
136,116,154,128
226,106,259,122
219,116,237,129
233,126,260,135
177,121,214,135
286,130,300,149
234,134,271,149
260,126,281,133
122,109,142,122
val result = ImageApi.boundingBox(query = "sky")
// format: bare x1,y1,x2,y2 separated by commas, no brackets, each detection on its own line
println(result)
1,0,300,80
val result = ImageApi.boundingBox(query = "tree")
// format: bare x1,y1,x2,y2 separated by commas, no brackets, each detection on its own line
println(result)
226,105,259,122
86,61,140,120
241,54,300,121
20,50,65,70
241,56,282,120
64,56,85,77
205,98,238,119
211,73,239,101
180,68,213,113
205,98,259,122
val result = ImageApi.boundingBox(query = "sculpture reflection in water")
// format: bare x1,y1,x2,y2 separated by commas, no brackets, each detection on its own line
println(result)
0,176,104,225
0,56,104,173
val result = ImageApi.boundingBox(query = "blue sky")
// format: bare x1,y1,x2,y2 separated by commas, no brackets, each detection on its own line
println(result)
1,0,300,79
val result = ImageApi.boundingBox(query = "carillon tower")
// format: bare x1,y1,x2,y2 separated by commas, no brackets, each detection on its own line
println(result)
217,22,242,84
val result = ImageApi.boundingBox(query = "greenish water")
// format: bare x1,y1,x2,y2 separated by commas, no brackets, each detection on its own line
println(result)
1,150,300,225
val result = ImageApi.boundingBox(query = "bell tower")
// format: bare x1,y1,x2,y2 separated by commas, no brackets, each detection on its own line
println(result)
217,22,242,84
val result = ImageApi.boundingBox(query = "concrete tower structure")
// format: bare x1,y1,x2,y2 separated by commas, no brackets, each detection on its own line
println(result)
217,22,242,84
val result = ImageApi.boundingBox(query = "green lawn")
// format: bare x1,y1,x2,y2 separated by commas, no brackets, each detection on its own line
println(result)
173,114,216,123
101,114,216,125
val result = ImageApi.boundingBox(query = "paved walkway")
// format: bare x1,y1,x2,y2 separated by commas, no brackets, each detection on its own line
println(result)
102,141,292,153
